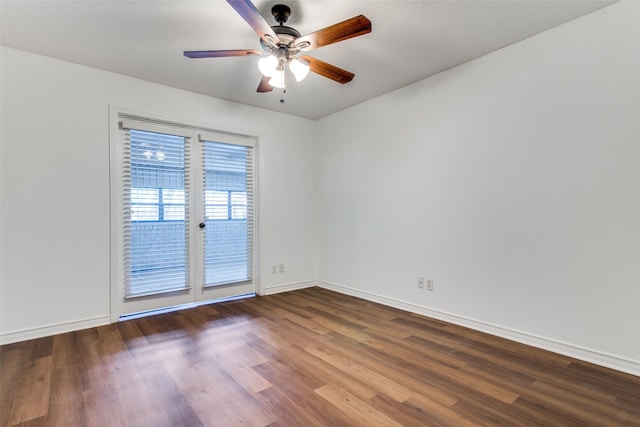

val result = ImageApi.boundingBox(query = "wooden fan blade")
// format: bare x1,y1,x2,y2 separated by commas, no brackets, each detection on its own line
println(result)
227,0,280,45
257,76,273,92
301,56,354,84
295,15,371,51
184,49,261,58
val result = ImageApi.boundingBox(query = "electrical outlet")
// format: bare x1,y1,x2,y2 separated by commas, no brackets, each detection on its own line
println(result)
272,265,278,274
417,277,425,289
279,263,285,273
426,278,434,291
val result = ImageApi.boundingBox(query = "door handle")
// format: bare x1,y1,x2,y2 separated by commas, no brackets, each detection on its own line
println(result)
199,222,206,229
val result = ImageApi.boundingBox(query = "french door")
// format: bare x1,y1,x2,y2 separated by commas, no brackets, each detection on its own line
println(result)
111,114,256,317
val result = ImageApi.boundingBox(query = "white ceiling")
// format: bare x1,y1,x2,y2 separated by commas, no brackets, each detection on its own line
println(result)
1,0,615,120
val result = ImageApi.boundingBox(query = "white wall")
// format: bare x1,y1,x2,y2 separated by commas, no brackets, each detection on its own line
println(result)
0,46,317,342
316,1,640,375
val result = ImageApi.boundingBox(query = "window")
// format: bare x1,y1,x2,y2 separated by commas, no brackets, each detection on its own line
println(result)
112,112,257,317
131,188,159,221
205,190,247,220
131,188,185,221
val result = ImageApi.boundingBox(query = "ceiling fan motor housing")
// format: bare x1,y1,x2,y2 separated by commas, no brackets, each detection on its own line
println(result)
260,25,301,51
271,4,290,24
260,5,303,53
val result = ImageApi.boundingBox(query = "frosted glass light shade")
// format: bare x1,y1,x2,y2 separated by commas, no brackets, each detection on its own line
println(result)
289,58,310,82
268,68,286,88
258,55,278,77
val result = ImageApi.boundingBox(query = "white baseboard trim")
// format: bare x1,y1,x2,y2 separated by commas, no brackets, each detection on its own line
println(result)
0,281,315,345
263,280,316,296
317,280,640,377
0,315,112,346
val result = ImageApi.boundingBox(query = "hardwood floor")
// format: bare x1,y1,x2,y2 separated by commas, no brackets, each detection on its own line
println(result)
1,287,639,426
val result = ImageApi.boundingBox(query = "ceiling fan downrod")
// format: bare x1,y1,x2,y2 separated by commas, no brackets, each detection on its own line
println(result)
271,4,290,25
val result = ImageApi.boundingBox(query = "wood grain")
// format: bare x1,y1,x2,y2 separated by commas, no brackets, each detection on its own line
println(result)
296,15,372,51
301,56,355,84
1,287,639,426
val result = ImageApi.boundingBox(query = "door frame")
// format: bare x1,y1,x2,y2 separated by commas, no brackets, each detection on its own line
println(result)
109,106,261,322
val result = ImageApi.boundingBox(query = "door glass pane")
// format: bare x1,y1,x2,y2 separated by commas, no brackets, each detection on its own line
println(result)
230,192,247,219
203,141,251,286
131,188,159,221
162,189,185,220
128,129,188,297
205,190,230,219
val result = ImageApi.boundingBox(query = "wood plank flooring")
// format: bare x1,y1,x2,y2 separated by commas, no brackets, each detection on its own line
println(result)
1,287,639,426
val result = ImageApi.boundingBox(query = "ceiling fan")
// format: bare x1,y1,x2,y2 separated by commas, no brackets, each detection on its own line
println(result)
184,0,372,93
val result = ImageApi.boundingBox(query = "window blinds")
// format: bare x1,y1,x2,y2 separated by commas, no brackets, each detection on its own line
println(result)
120,123,191,298
199,133,255,287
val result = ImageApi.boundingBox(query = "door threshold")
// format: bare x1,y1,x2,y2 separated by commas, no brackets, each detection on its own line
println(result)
119,292,256,321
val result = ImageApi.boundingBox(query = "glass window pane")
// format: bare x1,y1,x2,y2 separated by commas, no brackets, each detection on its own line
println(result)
127,129,188,297
131,205,159,221
230,191,247,219
205,205,228,220
206,190,228,205
203,141,251,286
205,190,229,219
163,205,185,221
132,188,159,203
162,189,185,204
230,192,246,205
231,205,247,219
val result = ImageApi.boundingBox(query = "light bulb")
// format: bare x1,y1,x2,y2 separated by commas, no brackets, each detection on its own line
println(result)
268,68,286,89
258,55,278,77
143,150,153,159
156,150,166,161
289,58,310,82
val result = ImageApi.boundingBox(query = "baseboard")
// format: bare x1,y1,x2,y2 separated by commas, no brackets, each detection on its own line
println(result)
0,315,111,346
4,284,637,377
263,280,316,296
1,281,316,344
317,280,640,377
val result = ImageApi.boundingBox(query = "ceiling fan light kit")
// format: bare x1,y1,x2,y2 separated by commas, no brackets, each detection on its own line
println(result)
258,50,310,87
257,54,278,77
289,57,310,82
183,0,371,95
269,66,286,89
